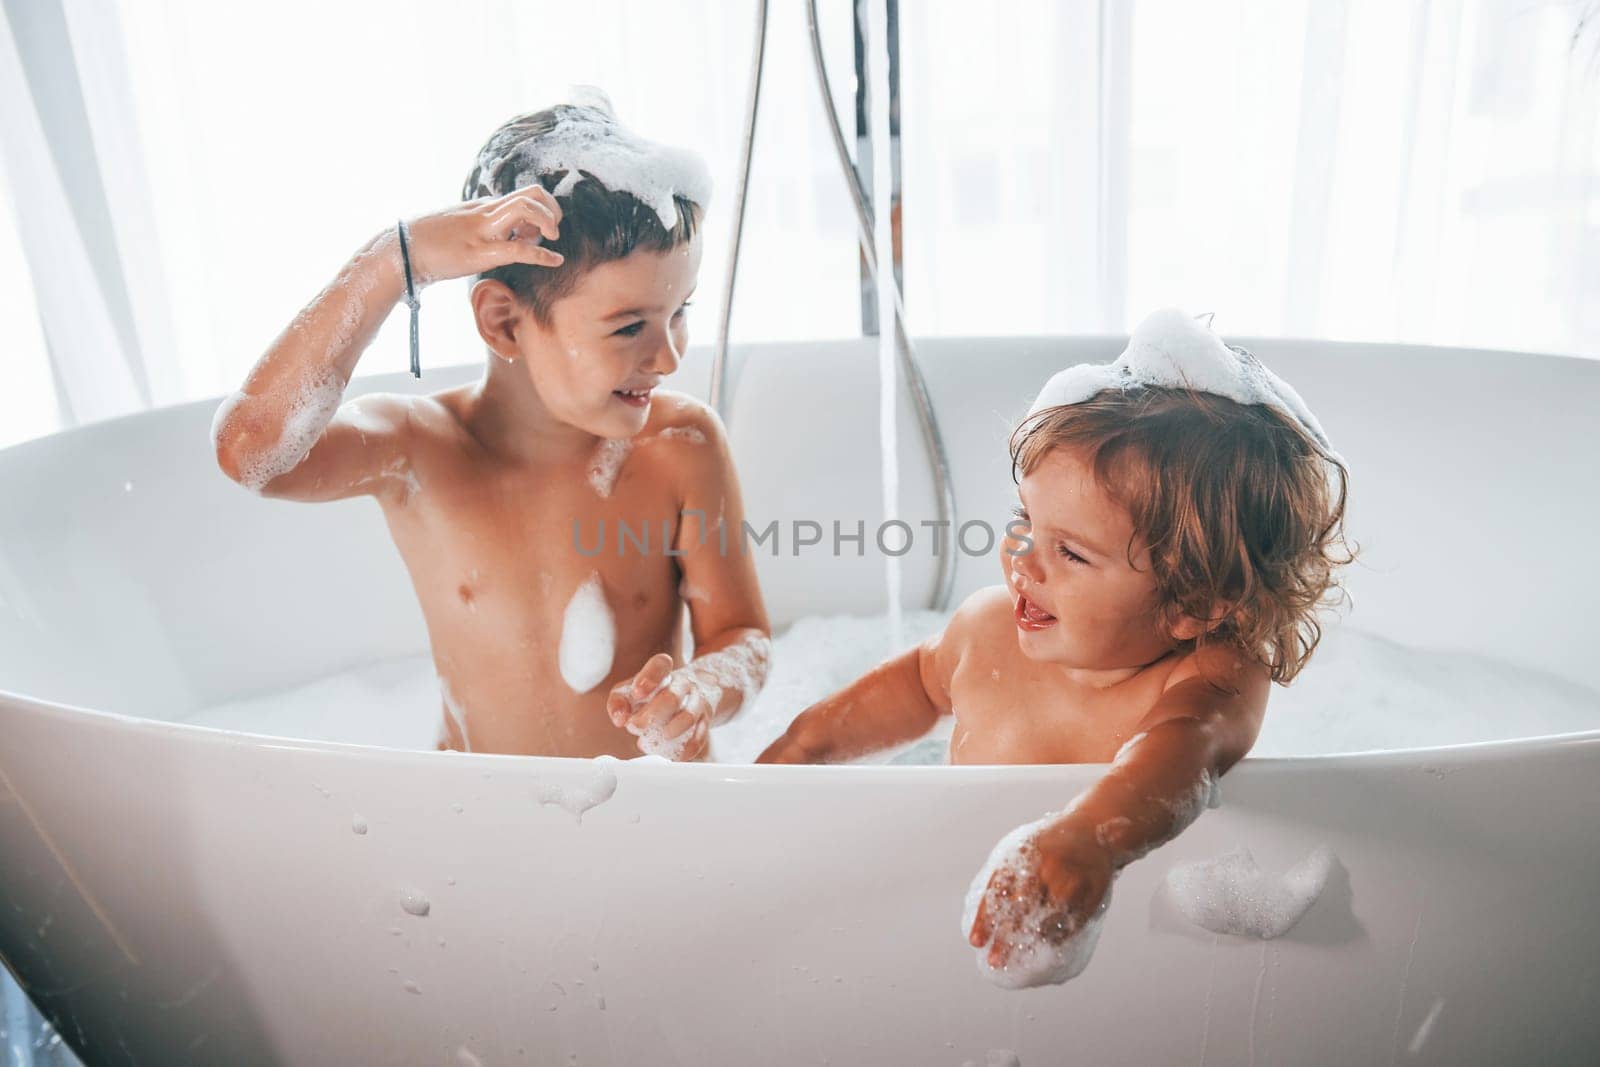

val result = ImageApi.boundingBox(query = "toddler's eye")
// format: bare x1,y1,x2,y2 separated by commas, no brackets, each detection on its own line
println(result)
1056,543,1087,564
613,321,645,338
673,300,693,319
1010,505,1028,522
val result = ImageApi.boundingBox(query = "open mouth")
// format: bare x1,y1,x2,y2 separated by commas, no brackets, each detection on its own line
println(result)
612,387,653,408
1014,591,1057,631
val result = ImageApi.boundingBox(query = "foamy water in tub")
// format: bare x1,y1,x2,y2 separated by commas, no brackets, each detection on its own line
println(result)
178,611,1600,758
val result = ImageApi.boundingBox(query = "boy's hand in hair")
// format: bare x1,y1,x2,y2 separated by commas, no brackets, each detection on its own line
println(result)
405,186,566,286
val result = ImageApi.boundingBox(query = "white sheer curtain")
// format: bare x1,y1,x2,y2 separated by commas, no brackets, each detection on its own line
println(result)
899,0,1600,352
3,0,1597,451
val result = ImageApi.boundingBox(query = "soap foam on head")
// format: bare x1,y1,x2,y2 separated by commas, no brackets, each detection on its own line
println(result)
1029,308,1339,463
476,87,713,231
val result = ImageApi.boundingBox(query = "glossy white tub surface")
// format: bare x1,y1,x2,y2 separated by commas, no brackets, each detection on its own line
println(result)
2,336,1598,1065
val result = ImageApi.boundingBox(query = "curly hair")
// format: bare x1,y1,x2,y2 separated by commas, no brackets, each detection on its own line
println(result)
461,107,701,322
1010,384,1356,685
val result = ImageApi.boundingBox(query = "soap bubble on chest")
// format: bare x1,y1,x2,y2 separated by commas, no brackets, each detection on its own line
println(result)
559,572,616,693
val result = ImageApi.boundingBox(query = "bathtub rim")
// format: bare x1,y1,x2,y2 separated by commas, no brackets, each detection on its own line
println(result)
4,683,1598,779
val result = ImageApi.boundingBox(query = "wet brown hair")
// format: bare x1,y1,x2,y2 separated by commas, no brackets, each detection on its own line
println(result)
1010,385,1356,685
461,107,701,322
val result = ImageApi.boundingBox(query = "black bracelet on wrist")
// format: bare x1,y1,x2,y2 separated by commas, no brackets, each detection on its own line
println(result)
397,219,421,379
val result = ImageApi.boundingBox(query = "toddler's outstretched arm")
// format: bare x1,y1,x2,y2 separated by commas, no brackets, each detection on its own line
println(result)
757,621,957,764
966,649,1269,983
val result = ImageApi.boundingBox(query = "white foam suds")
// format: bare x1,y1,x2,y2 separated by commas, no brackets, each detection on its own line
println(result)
1165,845,1335,939
632,672,697,760
474,87,712,229
179,617,1600,762
586,438,632,497
655,425,706,445
962,815,1110,988
399,888,431,917
1029,308,1337,460
212,372,345,493
534,757,620,822
1161,767,1222,825
625,633,772,760
558,573,615,693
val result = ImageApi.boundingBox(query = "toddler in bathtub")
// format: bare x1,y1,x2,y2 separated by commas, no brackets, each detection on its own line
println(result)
759,309,1354,986
212,93,770,760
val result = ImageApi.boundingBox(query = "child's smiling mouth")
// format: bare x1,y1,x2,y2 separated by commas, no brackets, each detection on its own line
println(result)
1014,591,1057,631
612,387,654,408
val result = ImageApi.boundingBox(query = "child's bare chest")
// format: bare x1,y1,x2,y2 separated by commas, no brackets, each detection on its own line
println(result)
381,448,688,652
945,639,1174,765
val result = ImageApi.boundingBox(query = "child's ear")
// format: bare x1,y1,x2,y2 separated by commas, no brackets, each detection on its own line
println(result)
470,279,529,360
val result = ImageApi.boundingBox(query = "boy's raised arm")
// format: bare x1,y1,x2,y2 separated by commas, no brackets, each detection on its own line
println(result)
211,189,566,501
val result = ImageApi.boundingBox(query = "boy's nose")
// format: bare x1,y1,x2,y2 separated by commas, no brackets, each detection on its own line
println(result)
647,324,683,375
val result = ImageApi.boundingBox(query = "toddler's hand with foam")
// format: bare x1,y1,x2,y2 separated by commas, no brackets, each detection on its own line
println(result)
964,819,1115,987
607,653,713,761
403,187,566,286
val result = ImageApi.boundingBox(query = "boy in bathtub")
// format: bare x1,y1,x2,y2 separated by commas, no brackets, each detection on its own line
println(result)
212,95,770,760
759,309,1353,985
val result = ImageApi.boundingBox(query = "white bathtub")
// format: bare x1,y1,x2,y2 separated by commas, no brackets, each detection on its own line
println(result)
2,336,1597,1065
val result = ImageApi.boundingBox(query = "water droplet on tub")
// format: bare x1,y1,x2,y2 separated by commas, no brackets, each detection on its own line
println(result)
451,801,464,813
352,815,368,835
403,980,422,995
122,481,133,493
400,889,431,917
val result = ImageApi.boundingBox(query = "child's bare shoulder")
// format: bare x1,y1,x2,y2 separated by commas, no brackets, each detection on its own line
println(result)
1136,642,1272,769
919,586,1013,707
633,390,734,495
640,390,725,451
1158,642,1270,698
945,585,1015,648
